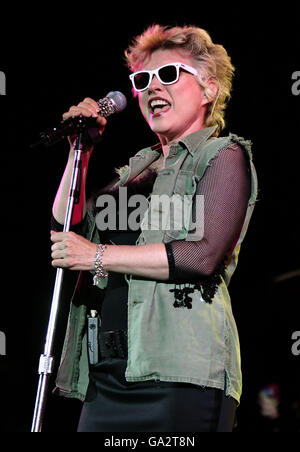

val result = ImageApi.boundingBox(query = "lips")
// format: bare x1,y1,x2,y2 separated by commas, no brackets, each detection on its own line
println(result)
148,97,171,116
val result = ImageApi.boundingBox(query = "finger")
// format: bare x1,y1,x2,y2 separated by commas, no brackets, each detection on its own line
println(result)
82,101,108,124
51,249,66,259
83,97,101,111
62,104,98,121
70,103,98,118
50,231,69,242
52,256,75,269
96,116,107,127
62,107,81,121
77,101,99,117
51,242,65,251
52,258,68,268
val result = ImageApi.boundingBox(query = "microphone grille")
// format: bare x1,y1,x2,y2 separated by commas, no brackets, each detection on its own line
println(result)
106,91,127,113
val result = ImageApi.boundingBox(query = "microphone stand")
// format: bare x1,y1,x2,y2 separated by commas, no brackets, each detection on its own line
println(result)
31,133,84,432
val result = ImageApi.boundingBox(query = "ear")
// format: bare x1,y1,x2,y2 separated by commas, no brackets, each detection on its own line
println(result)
202,79,219,106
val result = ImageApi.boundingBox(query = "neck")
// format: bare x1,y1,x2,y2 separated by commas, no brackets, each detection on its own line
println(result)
157,115,208,158
159,136,179,159
162,144,170,158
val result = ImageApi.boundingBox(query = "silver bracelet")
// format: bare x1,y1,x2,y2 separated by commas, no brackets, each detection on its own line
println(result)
93,244,108,285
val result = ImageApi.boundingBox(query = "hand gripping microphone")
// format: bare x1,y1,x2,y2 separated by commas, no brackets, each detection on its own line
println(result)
31,91,127,148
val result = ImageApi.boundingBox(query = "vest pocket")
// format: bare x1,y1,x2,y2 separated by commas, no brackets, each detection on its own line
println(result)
164,170,196,241
163,193,194,240
140,170,197,241
173,170,196,196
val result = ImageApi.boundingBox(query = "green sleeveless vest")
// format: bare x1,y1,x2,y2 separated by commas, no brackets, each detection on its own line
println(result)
54,126,258,404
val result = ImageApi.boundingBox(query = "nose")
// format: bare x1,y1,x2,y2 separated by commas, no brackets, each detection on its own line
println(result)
147,74,163,93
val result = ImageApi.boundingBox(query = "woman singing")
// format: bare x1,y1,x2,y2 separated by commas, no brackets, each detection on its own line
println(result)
50,24,258,432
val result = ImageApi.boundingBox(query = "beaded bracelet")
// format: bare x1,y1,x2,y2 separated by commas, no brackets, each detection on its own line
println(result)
93,244,108,285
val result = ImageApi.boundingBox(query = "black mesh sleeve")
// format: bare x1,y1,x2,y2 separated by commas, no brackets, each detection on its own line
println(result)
165,143,251,281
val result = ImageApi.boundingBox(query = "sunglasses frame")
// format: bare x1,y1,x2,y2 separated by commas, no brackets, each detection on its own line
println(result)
129,62,198,92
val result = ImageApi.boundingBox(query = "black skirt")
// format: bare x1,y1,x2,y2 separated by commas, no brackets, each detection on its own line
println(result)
77,358,237,432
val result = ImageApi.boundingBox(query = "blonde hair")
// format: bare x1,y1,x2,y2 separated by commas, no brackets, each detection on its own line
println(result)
125,24,235,136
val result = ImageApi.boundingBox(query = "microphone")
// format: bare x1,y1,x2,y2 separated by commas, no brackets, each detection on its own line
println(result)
31,91,127,148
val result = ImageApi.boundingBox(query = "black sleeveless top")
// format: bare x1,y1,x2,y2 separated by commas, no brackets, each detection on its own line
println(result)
95,177,156,331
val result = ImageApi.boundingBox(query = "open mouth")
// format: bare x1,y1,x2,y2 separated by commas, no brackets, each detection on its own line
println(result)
149,98,171,115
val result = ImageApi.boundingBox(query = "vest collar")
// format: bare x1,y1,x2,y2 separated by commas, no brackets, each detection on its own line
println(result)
179,126,218,155
120,125,217,185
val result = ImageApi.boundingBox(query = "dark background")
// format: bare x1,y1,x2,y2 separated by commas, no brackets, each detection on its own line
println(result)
0,5,300,432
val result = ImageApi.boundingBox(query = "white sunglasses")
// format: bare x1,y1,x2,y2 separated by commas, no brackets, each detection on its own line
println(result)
129,62,198,92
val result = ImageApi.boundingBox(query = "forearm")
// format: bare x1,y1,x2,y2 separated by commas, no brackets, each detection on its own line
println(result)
103,243,170,281
52,96,107,226
52,146,92,225
51,231,170,280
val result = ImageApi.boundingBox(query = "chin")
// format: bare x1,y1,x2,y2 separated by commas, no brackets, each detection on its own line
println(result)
149,118,174,137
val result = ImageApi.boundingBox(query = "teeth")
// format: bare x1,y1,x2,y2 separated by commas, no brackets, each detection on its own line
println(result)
150,99,169,110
